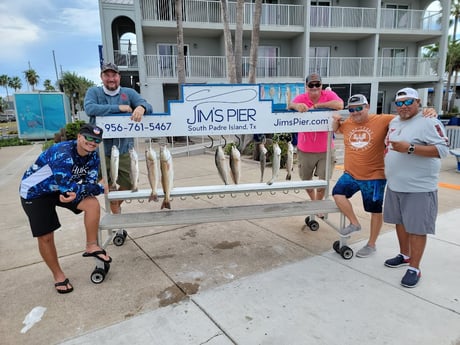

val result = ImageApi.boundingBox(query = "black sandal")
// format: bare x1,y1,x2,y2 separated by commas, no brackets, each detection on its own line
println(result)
82,249,112,263
55,278,74,294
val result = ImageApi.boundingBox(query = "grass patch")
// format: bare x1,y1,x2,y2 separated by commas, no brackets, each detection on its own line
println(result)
0,137,31,147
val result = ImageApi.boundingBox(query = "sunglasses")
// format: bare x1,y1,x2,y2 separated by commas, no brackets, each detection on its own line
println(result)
307,83,322,88
83,135,102,144
395,99,415,107
348,106,364,113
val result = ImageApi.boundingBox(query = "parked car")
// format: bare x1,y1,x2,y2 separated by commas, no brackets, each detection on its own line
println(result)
0,112,16,122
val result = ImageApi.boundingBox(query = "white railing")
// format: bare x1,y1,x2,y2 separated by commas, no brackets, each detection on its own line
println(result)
380,8,441,30
310,6,377,28
141,0,304,26
142,55,439,80
376,57,438,78
138,1,441,31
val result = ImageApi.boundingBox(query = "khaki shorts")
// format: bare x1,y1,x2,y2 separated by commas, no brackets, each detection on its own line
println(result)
298,149,335,180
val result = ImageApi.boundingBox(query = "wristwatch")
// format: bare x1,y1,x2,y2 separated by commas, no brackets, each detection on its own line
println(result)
408,143,415,154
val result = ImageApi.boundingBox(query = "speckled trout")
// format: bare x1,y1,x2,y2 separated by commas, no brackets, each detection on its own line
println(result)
145,144,160,202
229,145,241,184
286,141,294,180
160,144,174,209
129,147,139,192
215,145,229,185
267,142,281,185
110,145,119,189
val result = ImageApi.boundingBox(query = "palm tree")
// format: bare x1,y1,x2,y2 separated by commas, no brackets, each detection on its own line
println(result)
221,0,237,83
60,72,95,115
248,0,262,84
8,76,22,93
175,0,186,98
234,0,244,83
43,79,56,91
443,0,460,111
24,69,40,91
0,74,9,100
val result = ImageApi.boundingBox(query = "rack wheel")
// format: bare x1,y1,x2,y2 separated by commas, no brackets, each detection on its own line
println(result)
304,216,320,231
340,246,353,260
308,220,320,231
113,229,128,246
333,240,340,253
90,267,106,284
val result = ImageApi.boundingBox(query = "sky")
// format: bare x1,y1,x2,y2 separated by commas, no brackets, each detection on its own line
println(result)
0,0,103,97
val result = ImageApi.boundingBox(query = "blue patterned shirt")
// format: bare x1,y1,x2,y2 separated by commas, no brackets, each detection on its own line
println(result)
20,140,104,203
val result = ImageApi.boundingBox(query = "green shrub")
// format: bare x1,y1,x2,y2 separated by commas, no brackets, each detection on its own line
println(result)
0,137,31,147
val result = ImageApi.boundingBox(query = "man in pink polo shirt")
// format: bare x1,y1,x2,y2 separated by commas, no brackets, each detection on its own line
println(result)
288,73,344,209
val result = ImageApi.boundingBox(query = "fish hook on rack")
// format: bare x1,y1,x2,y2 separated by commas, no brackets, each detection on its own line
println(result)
204,135,214,149
234,134,241,149
220,135,227,149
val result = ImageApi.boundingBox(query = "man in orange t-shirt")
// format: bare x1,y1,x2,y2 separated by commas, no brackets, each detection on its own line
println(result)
331,94,394,258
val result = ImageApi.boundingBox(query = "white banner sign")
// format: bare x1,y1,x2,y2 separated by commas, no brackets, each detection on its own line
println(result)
96,84,336,139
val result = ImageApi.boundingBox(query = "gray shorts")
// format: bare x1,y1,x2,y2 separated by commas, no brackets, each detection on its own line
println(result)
383,188,438,235
298,150,335,180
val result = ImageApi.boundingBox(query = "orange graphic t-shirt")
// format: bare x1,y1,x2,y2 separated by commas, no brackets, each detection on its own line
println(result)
338,114,394,180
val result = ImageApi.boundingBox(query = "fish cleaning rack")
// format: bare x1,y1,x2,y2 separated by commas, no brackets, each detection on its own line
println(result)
95,84,349,269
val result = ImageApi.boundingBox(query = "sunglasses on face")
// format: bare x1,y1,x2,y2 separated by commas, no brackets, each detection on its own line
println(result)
395,99,415,107
84,135,102,144
348,106,364,113
307,83,322,88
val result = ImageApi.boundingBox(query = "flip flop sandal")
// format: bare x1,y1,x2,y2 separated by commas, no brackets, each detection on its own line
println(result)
82,249,112,263
55,278,74,294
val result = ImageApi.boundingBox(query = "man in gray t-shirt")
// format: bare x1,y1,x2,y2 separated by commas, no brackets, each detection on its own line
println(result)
383,87,449,288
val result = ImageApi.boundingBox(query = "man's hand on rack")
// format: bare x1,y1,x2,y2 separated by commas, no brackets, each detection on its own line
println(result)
131,105,146,122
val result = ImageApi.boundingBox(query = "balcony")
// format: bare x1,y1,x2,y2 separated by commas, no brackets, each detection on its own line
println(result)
140,55,439,81
141,0,304,27
310,6,441,31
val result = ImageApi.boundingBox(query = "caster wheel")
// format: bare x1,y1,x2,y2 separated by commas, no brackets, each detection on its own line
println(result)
340,246,354,260
113,229,128,246
333,240,340,253
304,216,311,225
91,268,106,284
308,220,320,231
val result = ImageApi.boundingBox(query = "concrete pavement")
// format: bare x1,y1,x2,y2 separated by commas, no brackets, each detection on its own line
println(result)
0,140,459,345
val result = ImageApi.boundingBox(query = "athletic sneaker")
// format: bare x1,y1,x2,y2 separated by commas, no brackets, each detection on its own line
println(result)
356,244,376,258
401,269,421,288
384,254,410,268
339,224,361,236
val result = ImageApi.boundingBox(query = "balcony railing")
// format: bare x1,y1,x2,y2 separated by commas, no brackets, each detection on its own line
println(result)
138,1,442,32
141,0,304,26
311,6,441,31
142,55,439,80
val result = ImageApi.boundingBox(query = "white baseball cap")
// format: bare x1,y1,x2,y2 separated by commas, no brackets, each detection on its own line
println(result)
395,88,419,101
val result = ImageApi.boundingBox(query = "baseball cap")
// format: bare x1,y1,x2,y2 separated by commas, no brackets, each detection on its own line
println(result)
347,94,368,107
395,87,419,101
306,73,322,83
79,124,103,141
101,62,119,73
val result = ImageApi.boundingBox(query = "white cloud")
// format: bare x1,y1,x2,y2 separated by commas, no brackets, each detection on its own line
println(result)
0,12,41,60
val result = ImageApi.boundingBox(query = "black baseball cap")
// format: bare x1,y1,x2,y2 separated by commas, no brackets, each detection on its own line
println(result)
79,124,103,140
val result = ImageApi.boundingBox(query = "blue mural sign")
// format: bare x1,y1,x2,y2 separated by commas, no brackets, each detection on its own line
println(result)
15,92,71,140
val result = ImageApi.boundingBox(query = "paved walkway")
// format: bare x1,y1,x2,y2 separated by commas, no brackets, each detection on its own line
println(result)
0,142,459,345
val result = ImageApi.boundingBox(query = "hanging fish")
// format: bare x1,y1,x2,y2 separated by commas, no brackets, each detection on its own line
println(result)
259,139,268,183
110,145,119,189
215,145,229,185
145,144,160,202
286,141,294,180
267,142,281,185
229,145,241,184
129,147,139,192
160,144,174,209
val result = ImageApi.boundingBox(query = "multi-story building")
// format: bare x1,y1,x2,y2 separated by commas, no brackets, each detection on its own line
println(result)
97,0,450,114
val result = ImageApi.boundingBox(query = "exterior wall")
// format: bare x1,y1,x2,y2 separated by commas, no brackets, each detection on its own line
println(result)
98,0,451,114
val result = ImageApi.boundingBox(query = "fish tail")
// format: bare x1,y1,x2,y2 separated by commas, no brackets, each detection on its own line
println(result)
286,173,291,180
161,200,171,209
